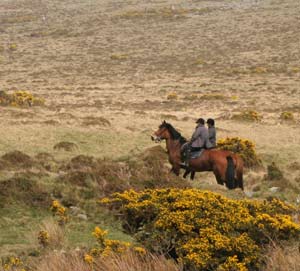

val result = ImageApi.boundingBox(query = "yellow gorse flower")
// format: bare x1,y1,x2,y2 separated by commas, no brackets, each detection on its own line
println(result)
1,257,26,271
88,226,147,259
217,137,261,167
100,188,300,270
38,230,49,247
50,200,68,225
0,90,45,107
84,254,94,265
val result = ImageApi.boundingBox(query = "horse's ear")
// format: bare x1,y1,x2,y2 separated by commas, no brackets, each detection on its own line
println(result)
163,120,166,124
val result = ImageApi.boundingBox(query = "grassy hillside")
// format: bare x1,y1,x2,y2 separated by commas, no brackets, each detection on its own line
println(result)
0,0,299,269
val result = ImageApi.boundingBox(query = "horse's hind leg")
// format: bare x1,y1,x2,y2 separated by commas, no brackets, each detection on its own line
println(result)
236,168,244,190
213,165,224,185
190,171,195,180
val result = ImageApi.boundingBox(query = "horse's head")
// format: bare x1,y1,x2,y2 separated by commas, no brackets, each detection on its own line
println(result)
151,121,171,142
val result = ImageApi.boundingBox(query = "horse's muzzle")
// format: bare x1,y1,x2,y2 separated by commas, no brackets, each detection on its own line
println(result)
151,135,161,142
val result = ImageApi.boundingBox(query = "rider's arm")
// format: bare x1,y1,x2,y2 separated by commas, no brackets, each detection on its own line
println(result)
190,127,201,142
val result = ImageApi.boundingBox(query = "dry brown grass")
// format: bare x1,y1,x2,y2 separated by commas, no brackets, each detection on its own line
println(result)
264,243,300,271
53,142,78,152
0,0,300,260
1,150,34,168
59,146,190,197
35,218,66,249
31,250,182,271
0,177,51,207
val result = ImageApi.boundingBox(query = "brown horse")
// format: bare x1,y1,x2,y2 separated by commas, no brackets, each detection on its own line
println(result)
151,121,244,190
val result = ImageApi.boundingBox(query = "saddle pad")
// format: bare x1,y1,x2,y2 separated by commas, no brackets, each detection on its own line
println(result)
190,149,204,159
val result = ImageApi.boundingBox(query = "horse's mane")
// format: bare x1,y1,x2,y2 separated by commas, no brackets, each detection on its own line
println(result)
160,122,187,144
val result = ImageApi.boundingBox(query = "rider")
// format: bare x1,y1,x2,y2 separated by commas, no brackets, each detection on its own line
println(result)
183,118,211,165
190,118,210,152
207,118,216,148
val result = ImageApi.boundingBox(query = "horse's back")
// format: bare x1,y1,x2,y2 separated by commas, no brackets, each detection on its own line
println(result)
208,149,244,172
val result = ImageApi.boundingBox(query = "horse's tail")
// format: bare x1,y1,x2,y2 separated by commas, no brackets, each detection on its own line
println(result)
226,156,235,189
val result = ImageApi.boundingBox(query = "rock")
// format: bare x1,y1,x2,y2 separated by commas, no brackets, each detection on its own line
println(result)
244,191,254,198
69,206,81,215
77,213,88,220
269,187,280,193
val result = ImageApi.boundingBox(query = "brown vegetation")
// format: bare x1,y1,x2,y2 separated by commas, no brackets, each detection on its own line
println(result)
31,250,182,271
0,177,51,207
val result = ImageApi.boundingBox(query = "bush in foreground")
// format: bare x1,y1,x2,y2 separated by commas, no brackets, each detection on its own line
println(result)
101,188,300,271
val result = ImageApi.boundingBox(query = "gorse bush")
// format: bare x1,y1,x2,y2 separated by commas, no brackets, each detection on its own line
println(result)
0,257,26,271
100,188,300,271
85,226,146,264
280,111,294,121
167,92,178,100
217,137,261,167
231,110,262,122
0,90,45,107
50,200,69,225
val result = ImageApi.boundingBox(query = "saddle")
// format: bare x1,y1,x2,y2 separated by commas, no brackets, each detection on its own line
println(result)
190,149,204,159
181,143,205,162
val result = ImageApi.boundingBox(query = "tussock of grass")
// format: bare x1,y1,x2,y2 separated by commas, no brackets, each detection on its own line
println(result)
1,150,34,168
35,152,59,172
266,162,284,180
0,178,51,208
264,243,300,271
82,116,111,127
30,250,182,271
0,15,36,24
36,218,66,249
59,146,189,198
200,93,227,100
53,141,78,152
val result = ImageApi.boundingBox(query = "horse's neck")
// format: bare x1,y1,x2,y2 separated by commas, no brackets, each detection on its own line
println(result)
166,138,181,158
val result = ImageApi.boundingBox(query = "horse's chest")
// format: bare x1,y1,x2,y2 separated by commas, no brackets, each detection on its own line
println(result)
169,150,179,164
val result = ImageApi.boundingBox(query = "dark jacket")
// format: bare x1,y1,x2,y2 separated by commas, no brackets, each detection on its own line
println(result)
208,126,216,148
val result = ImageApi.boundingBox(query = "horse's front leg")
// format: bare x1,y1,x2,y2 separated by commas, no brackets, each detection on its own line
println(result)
172,164,181,176
183,169,191,179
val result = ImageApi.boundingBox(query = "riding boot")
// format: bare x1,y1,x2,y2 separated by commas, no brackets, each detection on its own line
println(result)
185,148,191,167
